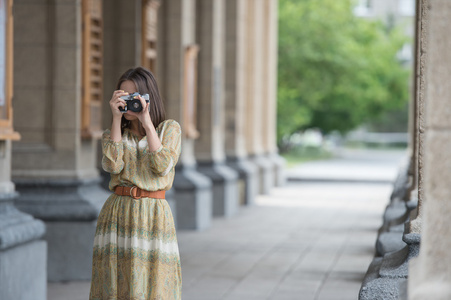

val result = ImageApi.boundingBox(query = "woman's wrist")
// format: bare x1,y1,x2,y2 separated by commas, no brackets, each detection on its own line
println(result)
142,121,154,132
110,116,122,142
144,123,162,152
112,114,122,122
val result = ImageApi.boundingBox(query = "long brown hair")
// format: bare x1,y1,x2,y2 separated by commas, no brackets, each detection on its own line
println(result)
116,67,166,135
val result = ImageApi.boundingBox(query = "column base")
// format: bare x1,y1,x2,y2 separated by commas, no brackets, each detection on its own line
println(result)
376,197,416,256
226,157,258,206
359,233,420,300
267,152,286,187
14,178,110,221
0,240,47,300
252,154,274,195
0,192,47,300
366,161,418,265
359,160,420,300
376,224,406,256
197,162,239,217
14,178,111,281
45,220,97,281
378,233,420,278
173,165,212,230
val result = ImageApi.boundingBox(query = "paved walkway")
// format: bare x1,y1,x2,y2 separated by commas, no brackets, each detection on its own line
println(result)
48,149,404,300
286,148,406,183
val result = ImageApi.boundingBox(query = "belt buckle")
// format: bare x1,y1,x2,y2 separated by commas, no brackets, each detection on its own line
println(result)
129,186,140,199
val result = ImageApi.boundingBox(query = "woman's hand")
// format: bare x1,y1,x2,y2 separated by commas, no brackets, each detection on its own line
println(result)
109,90,128,119
126,95,153,129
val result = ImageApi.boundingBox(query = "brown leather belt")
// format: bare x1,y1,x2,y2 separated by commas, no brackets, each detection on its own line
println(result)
115,186,166,199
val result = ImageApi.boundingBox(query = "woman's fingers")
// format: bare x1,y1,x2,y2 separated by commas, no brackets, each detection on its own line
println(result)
111,95,127,111
137,95,147,109
109,90,130,117
116,98,127,106
111,91,129,102
114,90,127,95
110,97,126,113
117,102,125,110
111,99,126,108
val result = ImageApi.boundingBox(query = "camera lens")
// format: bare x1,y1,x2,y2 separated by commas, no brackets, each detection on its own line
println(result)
129,99,143,112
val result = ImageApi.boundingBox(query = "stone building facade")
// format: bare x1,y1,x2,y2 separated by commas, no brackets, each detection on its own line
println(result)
0,0,283,299
360,0,451,299
7,0,451,299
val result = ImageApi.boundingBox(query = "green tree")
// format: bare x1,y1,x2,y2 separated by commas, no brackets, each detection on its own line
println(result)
277,0,410,145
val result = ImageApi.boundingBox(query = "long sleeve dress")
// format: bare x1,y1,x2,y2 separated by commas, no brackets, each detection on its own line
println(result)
89,119,182,300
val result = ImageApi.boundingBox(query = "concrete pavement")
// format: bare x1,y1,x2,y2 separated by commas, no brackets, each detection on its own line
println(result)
48,149,404,300
178,182,391,300
286,148,406,183
48,182,392,300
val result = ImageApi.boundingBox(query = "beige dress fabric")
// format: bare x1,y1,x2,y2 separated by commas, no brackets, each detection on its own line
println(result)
89,119,182,300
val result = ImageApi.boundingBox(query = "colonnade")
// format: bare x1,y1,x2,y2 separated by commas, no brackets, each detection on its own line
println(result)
0,0,283,299
360,0,451,299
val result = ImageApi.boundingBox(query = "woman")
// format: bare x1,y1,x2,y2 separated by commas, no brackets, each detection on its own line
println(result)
90,67,182,300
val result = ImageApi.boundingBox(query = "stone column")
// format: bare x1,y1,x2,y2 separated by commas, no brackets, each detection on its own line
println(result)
0,142,47,300
359,2,424,299
0,2,46,298
409,1,451,298
405,0,421,202
12,0,110,281
224,0,258,206
245,0,273,195
102,0,142,132
101,0,142,188
406,0,428,236
158,0,213,230
194,0,239,217
262,0,285,187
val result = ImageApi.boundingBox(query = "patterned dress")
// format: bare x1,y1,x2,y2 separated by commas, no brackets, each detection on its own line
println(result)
90,119,182,300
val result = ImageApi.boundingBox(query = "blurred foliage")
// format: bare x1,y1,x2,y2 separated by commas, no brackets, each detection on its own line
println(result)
277,0,411,144
365,102,409,132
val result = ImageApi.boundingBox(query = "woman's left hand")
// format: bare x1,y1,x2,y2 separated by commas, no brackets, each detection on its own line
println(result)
126,95,153,129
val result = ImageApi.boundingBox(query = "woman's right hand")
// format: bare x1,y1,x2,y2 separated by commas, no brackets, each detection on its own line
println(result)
109,90,128,118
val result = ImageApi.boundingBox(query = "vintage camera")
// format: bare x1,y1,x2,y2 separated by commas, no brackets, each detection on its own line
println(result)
119,92,150,113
